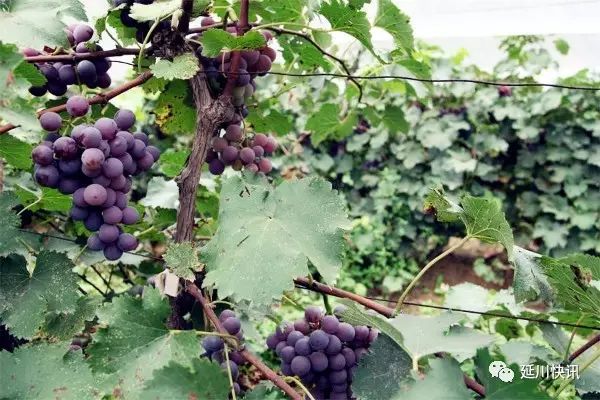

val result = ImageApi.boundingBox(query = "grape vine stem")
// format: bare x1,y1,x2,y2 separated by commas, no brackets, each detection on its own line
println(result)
394,236,470,314
186,282,303,400
0,71,153,135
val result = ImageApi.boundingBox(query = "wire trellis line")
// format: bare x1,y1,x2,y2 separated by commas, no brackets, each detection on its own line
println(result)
17,228,600,332
181,69,600,91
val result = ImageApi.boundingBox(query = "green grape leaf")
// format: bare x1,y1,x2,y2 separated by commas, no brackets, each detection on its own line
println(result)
246,105,294,137
475,348,551,399
0,251,79,338
353,334,412,400
244,382,287,399
87,288,198,398
140,359,229,399
246,0,304,24
0,191,25,255
390,312,495,363
382,105,409,133
337,300,405,348
203,174,350,308
150,53,200,81
0,0,86,48
279,35,331,71
511,246,554,304
424,188,462,222
130,0,180,22
459,195,514,258
163,242,201,281
0,343,98,400
155,80,196,135
139,177,179,209
374,0,414,53
97,9,137,46
0,134,32,169
319,0,379,60
13,59,46,86
200,29,266,57
44,296,100,340
541,256,600,319
305,103,341,145
159,150,190,177
0,97,40,132
400,358,473,400
14,186,72,213
554,38,570,55
559,253,600,279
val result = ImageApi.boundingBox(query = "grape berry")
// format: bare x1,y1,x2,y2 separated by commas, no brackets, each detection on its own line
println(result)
25,24,112,96
201,309,248,396
267,306,378,400
31,98,159,260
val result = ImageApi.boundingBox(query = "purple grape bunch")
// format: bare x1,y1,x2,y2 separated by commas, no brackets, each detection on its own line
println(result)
31,96,160,260
197,24,276,113
206,122,278,175
24,23,112,97
201,309,248,396
266,306,378,400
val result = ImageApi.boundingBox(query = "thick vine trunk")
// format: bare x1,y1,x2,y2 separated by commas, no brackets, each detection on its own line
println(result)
174,74,234,243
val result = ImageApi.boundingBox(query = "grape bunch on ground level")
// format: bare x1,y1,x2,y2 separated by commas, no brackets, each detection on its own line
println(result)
267,306,378,400
201,309,248,396
112,0,170,43
24,24,112,97
31,96,160,260
207,122,278,175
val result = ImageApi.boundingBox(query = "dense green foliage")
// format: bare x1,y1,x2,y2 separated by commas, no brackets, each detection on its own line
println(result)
275,37,600,287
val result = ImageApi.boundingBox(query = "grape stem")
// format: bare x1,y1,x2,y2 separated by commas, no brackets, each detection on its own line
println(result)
0,71,153,135
283,376,316,400
553,346,600,397
186,282,303,400
223,344,238,400
393,236,470,315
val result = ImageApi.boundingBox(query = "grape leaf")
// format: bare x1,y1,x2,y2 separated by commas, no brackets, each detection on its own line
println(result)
97,9,137,47
139,176,179,209
279,35,331,71
560,253,600,278
87,288,198,398
0,191,25,255
245,0,304,24
0,251,79,338
459,195,514,259
13,58,46,86
390,312,495,363
374,0,414,54
244,382,287,399
130,0,180,22
150,54,200,81
424,188,462,222
319,0,378,60
337,300,405,348
159,150,190,177
154,80,196,135
203,174,350,308
163,242,201,281
511,246,554,304
400,358,473,400
474,348,551,399
353,334,412,400
200,29,266,57
541,256,600,319
246,103,294,136
0,343,99,400
0,0,86,48
554,38,570,55
305,103,341,145
140,359,229,399
44,296,100,340
0,133,32,169
0,42,24,84
14,186,72,213
0,97,39,132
